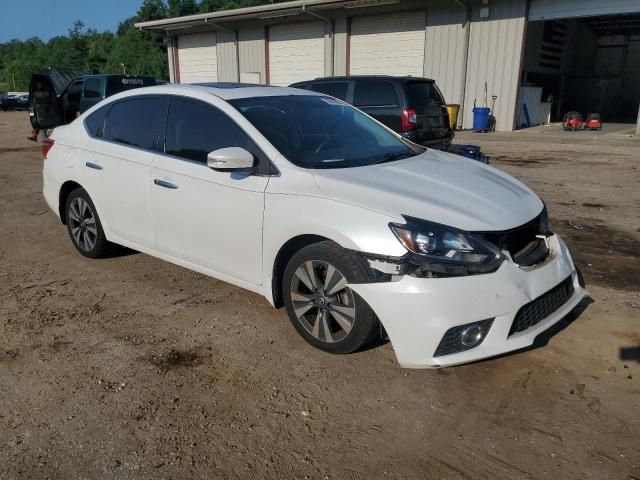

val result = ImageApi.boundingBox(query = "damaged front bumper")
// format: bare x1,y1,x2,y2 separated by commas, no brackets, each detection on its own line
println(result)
349,234,587,368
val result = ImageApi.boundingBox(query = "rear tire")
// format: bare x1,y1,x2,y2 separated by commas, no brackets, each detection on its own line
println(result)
282,241,379,354
65,188,110,258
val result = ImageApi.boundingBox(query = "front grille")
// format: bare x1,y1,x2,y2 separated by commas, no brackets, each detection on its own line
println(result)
476,214,542,256
476,212,549,266
509,276,574,336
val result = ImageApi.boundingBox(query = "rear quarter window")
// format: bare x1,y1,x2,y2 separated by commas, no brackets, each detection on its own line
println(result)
405,81,446,108
84,105,110,138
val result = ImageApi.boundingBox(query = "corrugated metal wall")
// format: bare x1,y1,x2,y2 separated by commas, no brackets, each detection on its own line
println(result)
333,17,348,76
238,25,265,84
216,30,239,82
463,0,527,131
424,0,468,114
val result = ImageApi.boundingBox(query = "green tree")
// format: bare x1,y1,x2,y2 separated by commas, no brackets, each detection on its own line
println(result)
168,0,199,17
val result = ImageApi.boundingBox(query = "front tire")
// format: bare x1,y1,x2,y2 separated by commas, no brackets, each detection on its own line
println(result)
65,188,110,258
282,241,379,354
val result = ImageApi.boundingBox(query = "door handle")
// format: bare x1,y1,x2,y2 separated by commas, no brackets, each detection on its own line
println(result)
153,179,178,189
85,162,103,170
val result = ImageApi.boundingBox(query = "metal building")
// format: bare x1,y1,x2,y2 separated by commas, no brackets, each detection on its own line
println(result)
136,0,640,131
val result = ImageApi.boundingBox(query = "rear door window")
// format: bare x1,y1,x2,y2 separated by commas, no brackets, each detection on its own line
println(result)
310,82,349,101
353,80,398,107
83,78,102,99
103,97,163,151
164,97,259,164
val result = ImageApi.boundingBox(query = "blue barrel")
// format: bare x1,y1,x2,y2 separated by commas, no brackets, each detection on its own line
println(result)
472,107,491,131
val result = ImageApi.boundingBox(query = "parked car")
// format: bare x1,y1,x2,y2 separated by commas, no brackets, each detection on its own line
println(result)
290,75,454,150
0,95,18,111
29,71,156,130
14,94,29,110
42,84,585,368
0,94,28,111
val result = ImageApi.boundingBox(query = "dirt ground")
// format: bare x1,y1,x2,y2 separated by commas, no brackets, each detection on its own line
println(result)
1,111,638,480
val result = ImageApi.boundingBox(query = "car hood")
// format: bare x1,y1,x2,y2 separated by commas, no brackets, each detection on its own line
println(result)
311,149,543,232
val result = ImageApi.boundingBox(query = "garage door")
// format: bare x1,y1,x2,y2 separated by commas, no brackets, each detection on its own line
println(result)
529,0,640,20
269,22,325,86
177,32,218,83
350,11,426,77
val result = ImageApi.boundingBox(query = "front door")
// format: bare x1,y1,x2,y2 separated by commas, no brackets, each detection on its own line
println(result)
150,97,269,286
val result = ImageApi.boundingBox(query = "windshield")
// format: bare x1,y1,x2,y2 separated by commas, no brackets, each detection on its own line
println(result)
230,95,423,169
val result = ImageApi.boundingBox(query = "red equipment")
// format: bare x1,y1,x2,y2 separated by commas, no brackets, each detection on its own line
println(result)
563,111,584,131
585,113,602,131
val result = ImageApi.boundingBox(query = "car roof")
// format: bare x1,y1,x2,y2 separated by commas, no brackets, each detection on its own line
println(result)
107,83,323,101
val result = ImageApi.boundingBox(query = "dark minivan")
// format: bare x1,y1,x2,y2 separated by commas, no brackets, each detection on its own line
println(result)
290,76,454,150
29,71,155,130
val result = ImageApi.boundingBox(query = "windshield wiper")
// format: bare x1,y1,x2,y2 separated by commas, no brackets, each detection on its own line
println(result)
370,151,415,165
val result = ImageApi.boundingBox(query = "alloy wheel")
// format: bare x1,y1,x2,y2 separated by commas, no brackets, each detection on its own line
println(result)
68,197,98,251
289,260,356,343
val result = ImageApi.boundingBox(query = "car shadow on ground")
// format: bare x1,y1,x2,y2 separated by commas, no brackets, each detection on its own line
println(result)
620,346,640,364
104,245,139,258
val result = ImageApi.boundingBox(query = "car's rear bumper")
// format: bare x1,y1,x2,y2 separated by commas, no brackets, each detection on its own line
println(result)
43,162,61,220
349,234,586,368
403,131,454,151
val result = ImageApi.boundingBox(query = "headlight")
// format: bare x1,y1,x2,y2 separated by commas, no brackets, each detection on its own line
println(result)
389,217,504,275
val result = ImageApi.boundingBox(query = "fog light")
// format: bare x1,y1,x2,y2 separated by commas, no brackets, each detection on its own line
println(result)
433,319,494,357
461,324,485,347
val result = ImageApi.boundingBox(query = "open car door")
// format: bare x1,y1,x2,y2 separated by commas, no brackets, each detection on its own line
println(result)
28,68,87,130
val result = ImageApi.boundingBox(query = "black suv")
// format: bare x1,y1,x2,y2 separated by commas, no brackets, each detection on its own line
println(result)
290,76,454,150
29,71,156,130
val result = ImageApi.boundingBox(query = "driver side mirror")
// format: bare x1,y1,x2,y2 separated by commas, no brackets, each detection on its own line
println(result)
207,147,255,172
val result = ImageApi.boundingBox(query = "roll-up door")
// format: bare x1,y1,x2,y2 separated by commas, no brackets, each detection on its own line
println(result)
350,11,426,77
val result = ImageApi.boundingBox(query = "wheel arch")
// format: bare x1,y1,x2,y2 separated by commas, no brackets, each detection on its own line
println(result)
271,234,333,308
58,180,84,224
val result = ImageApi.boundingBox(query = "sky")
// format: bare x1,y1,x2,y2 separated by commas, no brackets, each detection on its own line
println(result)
0,0,146,42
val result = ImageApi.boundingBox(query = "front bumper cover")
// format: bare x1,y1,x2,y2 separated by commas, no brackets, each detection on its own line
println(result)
349,234,587,368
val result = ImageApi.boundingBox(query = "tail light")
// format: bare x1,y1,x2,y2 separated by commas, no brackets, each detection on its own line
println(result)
401,108,417,132
42,138,55,159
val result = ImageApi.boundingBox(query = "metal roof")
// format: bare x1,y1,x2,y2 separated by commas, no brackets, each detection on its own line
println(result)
135,0,400,30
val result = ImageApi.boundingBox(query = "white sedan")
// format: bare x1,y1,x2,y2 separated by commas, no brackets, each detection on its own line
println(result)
42,83,586,368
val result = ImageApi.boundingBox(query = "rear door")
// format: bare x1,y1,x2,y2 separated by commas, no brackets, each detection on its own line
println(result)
28,75,63,130
351,79,401,132
403,80,452,146
81,96,162,249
